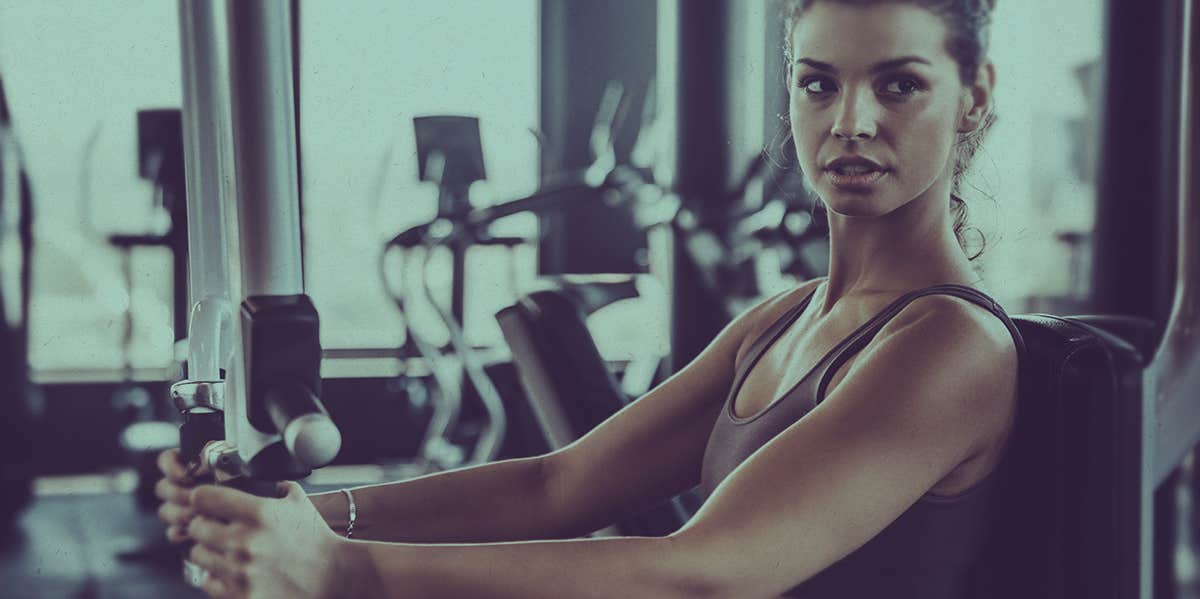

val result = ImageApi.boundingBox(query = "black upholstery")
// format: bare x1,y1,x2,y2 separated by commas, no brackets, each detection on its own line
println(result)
497,292,1155,592
968,314,1152,598
496,290,631,449
496,288,691,536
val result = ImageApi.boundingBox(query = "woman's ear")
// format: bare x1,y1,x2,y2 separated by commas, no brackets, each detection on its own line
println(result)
959,61,996,133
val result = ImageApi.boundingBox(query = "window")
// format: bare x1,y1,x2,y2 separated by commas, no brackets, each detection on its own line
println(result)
299,0,540,351
1,0,181,376
0,0,540,376
966,0,1106,311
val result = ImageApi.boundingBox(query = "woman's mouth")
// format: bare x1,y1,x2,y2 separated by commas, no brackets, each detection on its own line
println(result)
825,167,888,191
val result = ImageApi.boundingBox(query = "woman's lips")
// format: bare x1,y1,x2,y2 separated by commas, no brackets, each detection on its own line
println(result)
826,169,887,191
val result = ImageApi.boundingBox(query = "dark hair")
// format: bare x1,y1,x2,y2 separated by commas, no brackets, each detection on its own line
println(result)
781,0,998,260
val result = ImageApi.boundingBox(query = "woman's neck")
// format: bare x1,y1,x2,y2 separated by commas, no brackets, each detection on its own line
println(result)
818,195,980,316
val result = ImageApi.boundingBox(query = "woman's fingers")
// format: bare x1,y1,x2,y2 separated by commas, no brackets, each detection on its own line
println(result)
155,477,192,505
166,524,190,543
157,479,197,537
188,516,249,560
201,575,237,599
157,448,191,482
158,500,194,527
158,447,217,484
191,486,263,524
189,543,246,592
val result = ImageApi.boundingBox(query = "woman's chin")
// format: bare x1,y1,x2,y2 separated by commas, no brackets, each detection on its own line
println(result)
820,192,895,218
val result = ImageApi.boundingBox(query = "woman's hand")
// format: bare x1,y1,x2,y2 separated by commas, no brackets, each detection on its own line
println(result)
186,481,358,599
155,448,204,543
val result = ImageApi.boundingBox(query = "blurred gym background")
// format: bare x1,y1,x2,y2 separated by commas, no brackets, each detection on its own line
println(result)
1,1,1190,598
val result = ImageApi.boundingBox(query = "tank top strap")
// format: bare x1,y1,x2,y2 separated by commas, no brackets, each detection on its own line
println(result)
732,285,822,387
812,284,1028,403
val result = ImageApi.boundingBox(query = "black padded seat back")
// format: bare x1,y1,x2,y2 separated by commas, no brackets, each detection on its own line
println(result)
968,314,1153,599
497,288,692,536
496,289,630,450
545,276,641,314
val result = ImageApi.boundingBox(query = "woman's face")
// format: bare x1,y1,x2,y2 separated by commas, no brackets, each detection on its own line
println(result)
788,2,972,218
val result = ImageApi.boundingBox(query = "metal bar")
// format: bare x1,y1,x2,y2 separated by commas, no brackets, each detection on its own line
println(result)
225,0,303,298
223,0,304,461
1091,0,1181,324
176,3,238,587
178,0,234,382
1150,0,1199,492
1142,0,1198,596
291,0,305,291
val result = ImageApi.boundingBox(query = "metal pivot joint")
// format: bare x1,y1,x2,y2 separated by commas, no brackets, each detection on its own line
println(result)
171,380,227,464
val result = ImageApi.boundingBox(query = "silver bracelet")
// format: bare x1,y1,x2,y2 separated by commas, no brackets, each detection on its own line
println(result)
340,488,357,539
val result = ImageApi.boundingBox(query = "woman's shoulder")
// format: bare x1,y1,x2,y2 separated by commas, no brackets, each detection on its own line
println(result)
897,282,1011,336
885,285,1019,374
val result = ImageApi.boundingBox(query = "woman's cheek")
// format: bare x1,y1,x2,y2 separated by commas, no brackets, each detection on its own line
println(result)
898,118,954,179
787,119,821,170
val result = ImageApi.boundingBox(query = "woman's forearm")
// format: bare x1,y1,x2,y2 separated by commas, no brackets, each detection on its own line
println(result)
339,534,714,599
309,455,580,544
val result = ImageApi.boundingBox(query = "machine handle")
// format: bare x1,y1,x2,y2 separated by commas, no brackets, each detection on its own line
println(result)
264,380,341,468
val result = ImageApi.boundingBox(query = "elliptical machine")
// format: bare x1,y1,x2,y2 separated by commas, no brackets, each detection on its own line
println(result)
380,82,666,471
379,114,513,472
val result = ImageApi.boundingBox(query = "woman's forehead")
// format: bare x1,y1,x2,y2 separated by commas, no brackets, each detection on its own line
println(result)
790,2,955,73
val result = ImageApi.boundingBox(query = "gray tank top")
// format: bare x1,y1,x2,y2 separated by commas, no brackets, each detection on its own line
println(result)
697,283,1025,598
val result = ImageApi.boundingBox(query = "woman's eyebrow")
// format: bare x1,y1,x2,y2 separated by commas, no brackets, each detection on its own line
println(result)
794,56,933,74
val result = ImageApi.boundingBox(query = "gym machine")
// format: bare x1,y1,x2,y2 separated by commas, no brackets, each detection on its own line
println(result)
170,0,340,587
382,115,515,472
381,82,674,471
0,72,36,537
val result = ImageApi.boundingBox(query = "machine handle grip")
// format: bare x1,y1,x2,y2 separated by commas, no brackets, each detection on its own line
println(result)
264,380,341,468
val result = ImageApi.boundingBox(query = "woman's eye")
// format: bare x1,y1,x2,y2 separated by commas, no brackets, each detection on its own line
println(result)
796,76,923,98
881,77,923,96
798,77,834,96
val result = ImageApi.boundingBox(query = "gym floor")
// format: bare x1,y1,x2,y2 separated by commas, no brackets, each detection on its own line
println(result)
0,492,202,599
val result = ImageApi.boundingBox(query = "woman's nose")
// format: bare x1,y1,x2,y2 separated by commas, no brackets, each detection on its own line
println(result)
831,89,878,141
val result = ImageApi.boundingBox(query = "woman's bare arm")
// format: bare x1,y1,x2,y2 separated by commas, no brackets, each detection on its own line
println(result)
329,295,1017,599
309,456,567,543
664,296,1019,596
311,281,817,545
539,281,819,536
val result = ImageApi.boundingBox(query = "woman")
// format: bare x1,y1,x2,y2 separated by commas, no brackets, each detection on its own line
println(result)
156,0,1022,596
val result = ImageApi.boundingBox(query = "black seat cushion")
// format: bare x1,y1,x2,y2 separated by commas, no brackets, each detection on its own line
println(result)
496,290,630,446
969,314,1153,599
496,288,689,536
